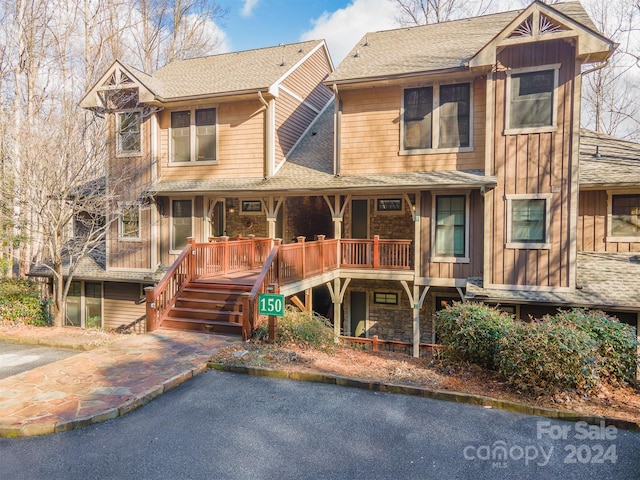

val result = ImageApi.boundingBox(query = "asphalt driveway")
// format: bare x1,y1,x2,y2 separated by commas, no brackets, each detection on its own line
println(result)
1,371,639,479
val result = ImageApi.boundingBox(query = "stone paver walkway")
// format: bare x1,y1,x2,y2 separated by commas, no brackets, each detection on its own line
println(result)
0,329,239,437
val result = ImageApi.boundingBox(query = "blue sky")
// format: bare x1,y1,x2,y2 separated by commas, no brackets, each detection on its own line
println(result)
219,0,400,65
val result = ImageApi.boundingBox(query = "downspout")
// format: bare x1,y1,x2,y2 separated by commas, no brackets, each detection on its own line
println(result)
258,91,275,178
332,84,342,176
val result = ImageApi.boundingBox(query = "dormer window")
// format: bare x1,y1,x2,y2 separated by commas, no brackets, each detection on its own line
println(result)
170,108,217,163
117,111,141,156
402,82,471,153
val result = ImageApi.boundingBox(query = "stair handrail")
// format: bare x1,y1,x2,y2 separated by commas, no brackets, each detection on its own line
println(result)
242,238,282,338
145,237,196,331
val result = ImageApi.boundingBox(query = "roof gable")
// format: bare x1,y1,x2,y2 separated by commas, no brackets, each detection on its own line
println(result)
469,1,615,68
79,60,157,110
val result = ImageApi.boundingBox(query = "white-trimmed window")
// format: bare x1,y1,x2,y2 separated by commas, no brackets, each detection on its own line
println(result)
505,64,559,134
506,193,552,249
117,111,141,155
432,193,469,262
170,108,217,163
609,193,640,241
118,203,141,241
402,82,471,153
171,199,193,251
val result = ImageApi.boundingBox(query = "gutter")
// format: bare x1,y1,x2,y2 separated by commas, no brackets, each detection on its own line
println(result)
257,91,275,178
332,84,341,177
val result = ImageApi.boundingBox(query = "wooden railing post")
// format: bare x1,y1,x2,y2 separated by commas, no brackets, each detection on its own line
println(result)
145,286,156,332
372,334,379,352
317,235,326,272
220,236,230,274
373,235,380,269
297,236,306,278
187,237,197,278
248,234,256,268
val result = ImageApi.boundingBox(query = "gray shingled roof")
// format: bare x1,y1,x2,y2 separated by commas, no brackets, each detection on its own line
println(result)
466,252,640,310
155,101,496,194
327,2,596,83
142,40,324,99
579,129,640,187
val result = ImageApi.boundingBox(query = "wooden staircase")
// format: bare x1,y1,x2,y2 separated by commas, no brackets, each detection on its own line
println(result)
162,281,251,335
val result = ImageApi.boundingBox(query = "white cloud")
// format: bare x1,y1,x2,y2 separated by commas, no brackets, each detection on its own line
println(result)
241,0,260,17
300,0,397,65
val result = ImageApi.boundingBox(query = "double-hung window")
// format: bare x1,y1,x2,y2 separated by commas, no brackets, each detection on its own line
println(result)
117,111,141,155
610,194,640,239
506,65,559,133
506,193,552,249
403,82,471,152
433,194,468,261
118,203,141,241
170,108,217,163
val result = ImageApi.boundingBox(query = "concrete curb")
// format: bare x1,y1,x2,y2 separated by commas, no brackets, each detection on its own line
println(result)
210,363,640,431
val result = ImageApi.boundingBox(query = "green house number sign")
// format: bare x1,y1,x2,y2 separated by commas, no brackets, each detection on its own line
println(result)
258,293,285,316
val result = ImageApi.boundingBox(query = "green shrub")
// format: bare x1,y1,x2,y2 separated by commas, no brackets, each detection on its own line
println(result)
436,302,514,369
0,278,48,326
255,305,337,351
498,321,601,395
551,309,638,385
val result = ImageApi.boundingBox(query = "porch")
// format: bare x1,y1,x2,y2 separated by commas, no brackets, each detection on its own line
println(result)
145,235,414,339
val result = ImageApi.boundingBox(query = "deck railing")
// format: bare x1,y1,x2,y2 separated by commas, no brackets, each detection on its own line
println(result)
341,335,443,358
147,235,412,334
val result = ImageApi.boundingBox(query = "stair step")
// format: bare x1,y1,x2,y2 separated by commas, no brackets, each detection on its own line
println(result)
180,287,249,300
162,317,243,334
168,307,242,321
175,297,242,311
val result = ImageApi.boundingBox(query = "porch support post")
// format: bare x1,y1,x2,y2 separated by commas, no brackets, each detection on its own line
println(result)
401,281,429,358
263,196,284,239
323,194,351,240
404,191,420,276
327,277,351,337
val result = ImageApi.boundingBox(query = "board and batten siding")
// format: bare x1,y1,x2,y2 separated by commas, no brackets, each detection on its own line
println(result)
103,282,146,331
157,99,265,181
420,190,484,280
486,40,577,288
338,78,486,175
107,114,154,270
578,190,640,252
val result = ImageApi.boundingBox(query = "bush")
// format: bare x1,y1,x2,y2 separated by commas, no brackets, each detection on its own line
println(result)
436,302,514,369
255,305,337,351
551,309,638,385
498,320,601,395
0,278,48,326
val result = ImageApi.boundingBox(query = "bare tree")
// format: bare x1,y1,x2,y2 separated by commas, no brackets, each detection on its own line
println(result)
389,0,497,26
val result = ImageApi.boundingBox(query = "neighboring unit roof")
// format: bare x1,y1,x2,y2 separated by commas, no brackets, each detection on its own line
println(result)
327,2,600,84
579,129,640,187
151,40,325,99
466,252,640,310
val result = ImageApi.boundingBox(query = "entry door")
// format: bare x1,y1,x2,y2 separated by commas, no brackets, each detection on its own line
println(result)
351,199,368,238
350,291,367,337
210,201,225,237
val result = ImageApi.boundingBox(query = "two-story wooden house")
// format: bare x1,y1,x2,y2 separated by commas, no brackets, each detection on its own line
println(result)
38,1,639,356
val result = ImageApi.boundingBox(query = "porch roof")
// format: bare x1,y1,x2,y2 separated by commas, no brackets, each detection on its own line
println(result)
154,169,496,195
579,129,640,188
465,252,640,311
